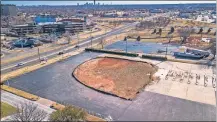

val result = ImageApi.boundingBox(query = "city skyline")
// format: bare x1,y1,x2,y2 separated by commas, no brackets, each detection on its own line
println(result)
2,1,216,6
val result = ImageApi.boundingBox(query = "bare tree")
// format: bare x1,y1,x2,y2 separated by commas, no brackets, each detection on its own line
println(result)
136,20,156,31
151,28,156,34
177,27,192,44
64,31,71,44
209,39,216,58
10,102,47,121
136,36,141,41
198,27,203,38
206,28,212,34
156,28,162,36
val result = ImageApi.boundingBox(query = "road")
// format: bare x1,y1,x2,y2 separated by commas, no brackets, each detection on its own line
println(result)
1,13,169,74
1,90,55,121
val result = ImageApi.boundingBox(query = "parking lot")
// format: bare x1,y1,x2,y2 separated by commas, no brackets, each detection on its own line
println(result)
4,51,216,121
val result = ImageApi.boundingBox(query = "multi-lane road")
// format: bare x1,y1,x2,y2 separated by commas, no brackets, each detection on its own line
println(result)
1,13,169,74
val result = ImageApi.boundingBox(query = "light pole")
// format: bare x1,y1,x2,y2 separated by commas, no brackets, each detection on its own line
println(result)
91,29,93,48
126,38,128,53
76,29,80,49
166,34,172,58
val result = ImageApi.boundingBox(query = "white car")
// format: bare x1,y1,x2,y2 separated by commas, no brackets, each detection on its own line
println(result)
40,57,48,61
16,62,24,67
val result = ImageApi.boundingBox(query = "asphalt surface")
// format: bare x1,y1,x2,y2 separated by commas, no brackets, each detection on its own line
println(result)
5,51,216,121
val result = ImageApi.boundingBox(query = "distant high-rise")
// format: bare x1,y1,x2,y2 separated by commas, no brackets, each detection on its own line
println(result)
1,4,17,16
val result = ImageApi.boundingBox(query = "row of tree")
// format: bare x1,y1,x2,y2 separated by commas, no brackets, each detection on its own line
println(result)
136,17,171,30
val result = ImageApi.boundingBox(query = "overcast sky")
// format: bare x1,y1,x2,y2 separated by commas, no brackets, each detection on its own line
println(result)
2,1,216,6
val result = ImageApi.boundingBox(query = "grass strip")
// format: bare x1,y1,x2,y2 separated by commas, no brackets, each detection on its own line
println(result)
1,85,39,101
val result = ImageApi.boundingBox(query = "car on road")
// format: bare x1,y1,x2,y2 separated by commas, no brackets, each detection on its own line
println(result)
75,45,80,48
16,62,24,67
58,51,64,55
40,57,48,62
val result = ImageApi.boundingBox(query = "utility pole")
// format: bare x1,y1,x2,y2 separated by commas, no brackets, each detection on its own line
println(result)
37,46,41,62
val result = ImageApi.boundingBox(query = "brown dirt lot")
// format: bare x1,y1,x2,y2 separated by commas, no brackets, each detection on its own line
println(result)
73,57,157,100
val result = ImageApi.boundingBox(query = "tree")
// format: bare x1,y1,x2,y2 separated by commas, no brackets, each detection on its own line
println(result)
198,27,203,34
156,28,162,36
136,36,141,41
177,27,192,44
210,39,216,58
151,29,156,34
206,28,212,34
123,36,127,41
49,105,86,122
10,102,47,121
168,27,174,34
198,27,203,38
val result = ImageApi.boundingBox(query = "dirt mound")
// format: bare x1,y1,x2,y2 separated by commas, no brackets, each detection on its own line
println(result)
73,57,157,100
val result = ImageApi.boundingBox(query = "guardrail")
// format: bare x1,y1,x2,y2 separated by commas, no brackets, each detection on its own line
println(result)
85,48,139,57
141,54,167,61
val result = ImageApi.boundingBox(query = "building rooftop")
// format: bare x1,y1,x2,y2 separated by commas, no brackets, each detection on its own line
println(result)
57,18,85,23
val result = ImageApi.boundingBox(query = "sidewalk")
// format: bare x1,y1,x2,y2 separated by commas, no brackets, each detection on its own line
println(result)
1,90,55,121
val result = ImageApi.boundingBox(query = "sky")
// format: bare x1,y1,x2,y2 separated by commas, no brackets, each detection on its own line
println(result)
2,1,216,6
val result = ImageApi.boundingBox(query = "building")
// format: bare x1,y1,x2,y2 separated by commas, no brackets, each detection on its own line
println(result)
1,34,6,41
39,22,64,33
34,14,56,24
1,4,17,16
57,19,86,33
11,23,41,35
101,13,118,18
149,9,163,14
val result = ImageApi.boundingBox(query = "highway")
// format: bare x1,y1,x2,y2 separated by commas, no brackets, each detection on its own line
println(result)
1,13,169,74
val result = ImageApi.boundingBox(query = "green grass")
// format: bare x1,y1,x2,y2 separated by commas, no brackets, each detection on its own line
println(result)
1,102,17,118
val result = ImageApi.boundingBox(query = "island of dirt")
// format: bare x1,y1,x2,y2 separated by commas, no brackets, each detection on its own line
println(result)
73,57,157,100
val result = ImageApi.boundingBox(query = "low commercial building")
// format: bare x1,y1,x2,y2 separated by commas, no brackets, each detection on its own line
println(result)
58,19,86,33
11,23,41,35
39,22,64,33
34,14,57,24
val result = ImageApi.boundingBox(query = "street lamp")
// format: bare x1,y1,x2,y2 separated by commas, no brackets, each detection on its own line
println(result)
90,29,93,48
76,29,80,49
125,37,128,53
165,34,172,58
